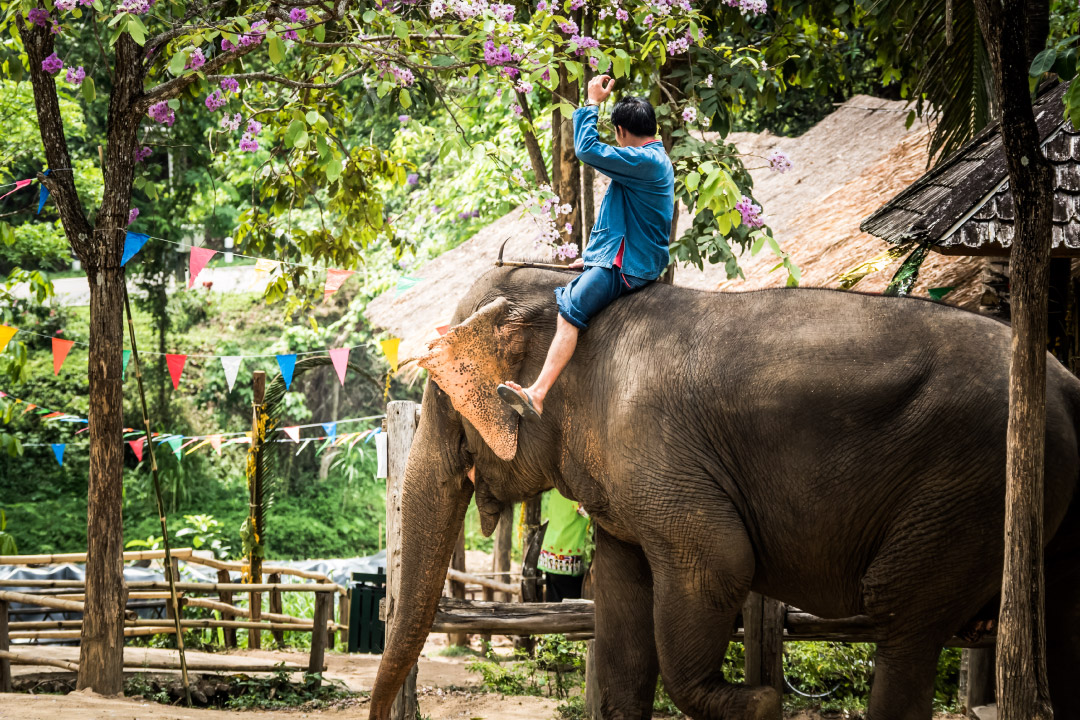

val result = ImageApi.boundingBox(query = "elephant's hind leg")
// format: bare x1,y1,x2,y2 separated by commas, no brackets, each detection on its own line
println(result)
1047,565,1080,718
592,526,659,720
645,498,780,720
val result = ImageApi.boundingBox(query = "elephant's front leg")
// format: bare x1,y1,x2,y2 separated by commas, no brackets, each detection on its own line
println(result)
645,498,781,720
592,526,660,720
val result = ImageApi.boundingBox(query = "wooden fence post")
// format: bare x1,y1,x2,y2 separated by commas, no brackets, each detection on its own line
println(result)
386,401,419,720
743,593,784,693
337,591,349,651
0,599,10,692
268,573,284,647
448,528,468,647
308,591,331,680
216,569,237,648
494,506,513,603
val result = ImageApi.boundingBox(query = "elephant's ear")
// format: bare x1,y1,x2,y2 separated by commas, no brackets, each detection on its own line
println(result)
418,297,526,461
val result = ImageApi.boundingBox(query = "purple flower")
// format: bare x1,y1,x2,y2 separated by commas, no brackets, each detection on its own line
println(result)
220,113,242,132
65,65,86,86
738,0,767,15
667,37,690,55
569,35,598,55
282,29,298,40
134,146,153,162
511,104,523,116
27,8,50,27
246,118,263,134
205,89,227,111
704,73,714,87
239,133,259,152
516,80,534,94
407,173,419,185
239,20,267,47
220,77,240,93
289,7,309,22
557,20,579,35
615,8,629,20
398,114,410,124
536,0,547,9
492,3,515,21
768,149,792,173
55,0,77,10
41,53,63,75
555,242,579,260
185,48,206,70
116,0,154,13
682,107,696,123
221,37,237,51
589,56,598,69
128,207,140,225
502,67,519,79
736,195,764,228
570,0,585,8
148,101,175,127
390,65,415,86
643,13,653,26
563,222,573,234
541,68,550,82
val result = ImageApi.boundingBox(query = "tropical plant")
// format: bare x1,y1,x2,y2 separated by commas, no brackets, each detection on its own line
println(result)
0,509,17,555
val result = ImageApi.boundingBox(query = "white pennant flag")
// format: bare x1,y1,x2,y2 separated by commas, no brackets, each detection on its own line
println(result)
221,356,243,392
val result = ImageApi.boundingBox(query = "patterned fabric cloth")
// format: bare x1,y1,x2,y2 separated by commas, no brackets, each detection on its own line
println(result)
538,489,589,576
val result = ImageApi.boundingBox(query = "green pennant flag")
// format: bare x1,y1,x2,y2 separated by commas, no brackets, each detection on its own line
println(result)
122,350,131,380
167,435,183,461
884,244,931,298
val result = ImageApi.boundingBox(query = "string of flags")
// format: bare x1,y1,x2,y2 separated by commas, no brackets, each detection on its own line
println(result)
0,169,61,216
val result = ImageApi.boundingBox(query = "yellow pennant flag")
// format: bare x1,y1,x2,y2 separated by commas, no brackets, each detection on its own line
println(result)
186,438,213,455
380,337,400,373
249,259,280,289
0,325,17,353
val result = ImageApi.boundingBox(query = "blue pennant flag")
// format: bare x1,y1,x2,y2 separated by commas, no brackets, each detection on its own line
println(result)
51,443,65,466
321,422,337,443
366,427,381,444
277,353,296,390
121,232,150,266
36,169,51,215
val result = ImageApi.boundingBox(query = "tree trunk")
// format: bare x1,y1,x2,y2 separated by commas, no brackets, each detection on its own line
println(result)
517,92,550,187
973,2,1055,718
555,57,581,249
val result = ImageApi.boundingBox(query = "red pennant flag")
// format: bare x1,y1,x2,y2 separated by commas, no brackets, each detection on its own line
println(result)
283,426,301,442
129,437,145,462
323,269,355,302
436,325,450,336
52,338,74,375
209,434,223,453
21,403,36,414
329,347,350,386
188,247,218,288
166,354,187,389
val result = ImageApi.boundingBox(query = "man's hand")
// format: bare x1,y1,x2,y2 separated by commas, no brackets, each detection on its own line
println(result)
569,257,585,269
587,75,614,105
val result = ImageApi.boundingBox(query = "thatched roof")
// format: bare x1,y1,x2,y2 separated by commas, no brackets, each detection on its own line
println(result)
861,82,1080,255
367,95,987,360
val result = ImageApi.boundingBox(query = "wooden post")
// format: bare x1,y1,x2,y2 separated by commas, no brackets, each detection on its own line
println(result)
515,497,545,655
386,401,419,720
308,591,331,680
742,593,784,693
494,506,513,603
961,648,996,711
585,640,601,719
165,556,181,620
216,569,237,648
448,528,468,647
268,573,284,647
248,370,266,651
337,592,349,651
0,600,10,692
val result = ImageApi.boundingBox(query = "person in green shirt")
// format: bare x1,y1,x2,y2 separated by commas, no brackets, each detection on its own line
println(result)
538,489,591,602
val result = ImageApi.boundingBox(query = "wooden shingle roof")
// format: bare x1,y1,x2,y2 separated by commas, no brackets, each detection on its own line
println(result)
860,82,1080,255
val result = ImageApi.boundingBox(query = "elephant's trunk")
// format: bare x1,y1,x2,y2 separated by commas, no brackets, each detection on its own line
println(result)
369,420,472,720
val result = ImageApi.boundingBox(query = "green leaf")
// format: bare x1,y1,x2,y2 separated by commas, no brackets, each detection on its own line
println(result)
927,286,954,301
684,171,700,191
268,36,286,65
126,15,147,45
306,110,321,125
1029,48,1056,77
168,50,188,76
399,88,412,109
1065,80,1080,130
394,21,409,40
284,119,305,147
314,23,325,42
326,155,343,182
167,98,181,110
293,131,309,149
363,10,376,22
81,76,95,103
750,235,767,256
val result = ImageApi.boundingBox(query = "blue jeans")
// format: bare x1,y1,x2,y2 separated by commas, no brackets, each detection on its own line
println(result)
554,265,652,330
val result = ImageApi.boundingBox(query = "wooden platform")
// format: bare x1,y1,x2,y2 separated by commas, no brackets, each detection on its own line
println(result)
9,646,307,675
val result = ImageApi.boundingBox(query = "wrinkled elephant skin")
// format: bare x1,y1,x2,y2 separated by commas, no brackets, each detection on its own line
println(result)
371,268,1080,720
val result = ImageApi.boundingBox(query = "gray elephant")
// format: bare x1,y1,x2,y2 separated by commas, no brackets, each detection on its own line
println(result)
369,267,1080,720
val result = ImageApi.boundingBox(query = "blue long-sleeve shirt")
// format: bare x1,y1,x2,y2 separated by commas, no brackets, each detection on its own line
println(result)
573,105,675,280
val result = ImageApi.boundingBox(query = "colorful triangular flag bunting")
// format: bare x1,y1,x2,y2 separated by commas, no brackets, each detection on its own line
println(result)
166,354,187,390
52,338,74,375
329,347,350,386
0,179,33,201
395,275,422,296
37,184,49,215
220,356,242,392
188,247,218,288
121,232,150,266
283,426,301,442
129,437,145,462
0,326,16,353
321,422,337,444
276,353,296,390
51,443,65,466
380,337,400,373
436,325,450,336
167,435,183,460
323,269,355,302
209,434,223,454
122,349,131,380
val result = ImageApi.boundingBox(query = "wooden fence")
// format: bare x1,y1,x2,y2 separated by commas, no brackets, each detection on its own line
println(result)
381,400,996,719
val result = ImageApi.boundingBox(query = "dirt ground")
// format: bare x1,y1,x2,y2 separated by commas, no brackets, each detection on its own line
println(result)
0,637,970,719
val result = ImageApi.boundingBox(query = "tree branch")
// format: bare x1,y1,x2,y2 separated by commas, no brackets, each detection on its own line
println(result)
206,66,368,90
16,17,93,256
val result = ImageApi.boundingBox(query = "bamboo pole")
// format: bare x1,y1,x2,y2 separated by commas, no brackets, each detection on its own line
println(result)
184,554,337,585
247,371,266,652
0,590,85,614
446,568,520,597
0,650,79,672
55,592,173,601
0,600,9,692
0,580,340,592
123,287,191,707
10,627,180,640
183,597,312,625
0,548,194,565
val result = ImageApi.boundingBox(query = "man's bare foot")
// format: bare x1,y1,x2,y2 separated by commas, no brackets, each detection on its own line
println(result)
501,380,545,416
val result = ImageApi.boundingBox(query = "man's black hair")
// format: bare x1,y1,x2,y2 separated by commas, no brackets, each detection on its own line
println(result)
610,96,656,138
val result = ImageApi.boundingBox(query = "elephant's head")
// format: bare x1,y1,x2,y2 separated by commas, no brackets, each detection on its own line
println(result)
369,291,538,720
